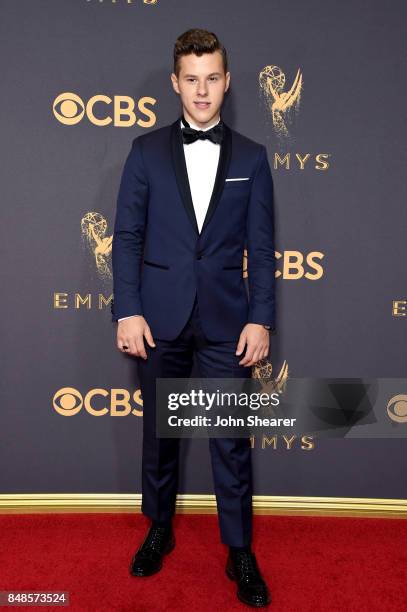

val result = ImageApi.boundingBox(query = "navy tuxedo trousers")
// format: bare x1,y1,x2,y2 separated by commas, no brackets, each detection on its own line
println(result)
137,295,253,547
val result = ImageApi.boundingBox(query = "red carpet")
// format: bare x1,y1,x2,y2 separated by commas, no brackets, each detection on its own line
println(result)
0,513,406,611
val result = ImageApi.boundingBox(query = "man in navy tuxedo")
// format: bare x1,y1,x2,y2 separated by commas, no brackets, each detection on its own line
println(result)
111,28,275,608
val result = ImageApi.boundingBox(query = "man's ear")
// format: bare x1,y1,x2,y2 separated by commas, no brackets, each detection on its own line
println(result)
170,73,180,94
225,71,231,93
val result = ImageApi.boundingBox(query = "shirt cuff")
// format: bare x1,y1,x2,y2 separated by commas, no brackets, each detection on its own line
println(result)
118,315,142,322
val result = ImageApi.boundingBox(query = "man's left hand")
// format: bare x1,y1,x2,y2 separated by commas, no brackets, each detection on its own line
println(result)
236,323,270,367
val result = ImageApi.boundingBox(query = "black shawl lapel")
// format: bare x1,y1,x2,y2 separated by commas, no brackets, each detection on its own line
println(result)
170,116,232,235
170,117,199,234
201,120,232,233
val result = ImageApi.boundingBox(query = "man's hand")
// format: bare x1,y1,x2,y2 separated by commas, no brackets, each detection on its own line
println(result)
117,316,156,359
236,323,270,367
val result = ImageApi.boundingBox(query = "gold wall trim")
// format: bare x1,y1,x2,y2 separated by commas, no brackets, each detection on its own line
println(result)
0,494,406,518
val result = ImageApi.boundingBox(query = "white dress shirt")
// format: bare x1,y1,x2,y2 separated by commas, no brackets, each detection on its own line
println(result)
118,115,221,322
182,115,221,233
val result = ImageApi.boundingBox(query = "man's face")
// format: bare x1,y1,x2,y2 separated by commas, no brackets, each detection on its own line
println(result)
171,50,230,129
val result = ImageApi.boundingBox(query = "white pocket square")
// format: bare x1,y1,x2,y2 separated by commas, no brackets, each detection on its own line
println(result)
225,177,250,182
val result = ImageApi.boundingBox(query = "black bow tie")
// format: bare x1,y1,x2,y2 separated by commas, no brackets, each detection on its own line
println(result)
181,115,224,145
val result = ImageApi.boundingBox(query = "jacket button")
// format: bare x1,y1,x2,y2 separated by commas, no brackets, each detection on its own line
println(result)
196,253,203,260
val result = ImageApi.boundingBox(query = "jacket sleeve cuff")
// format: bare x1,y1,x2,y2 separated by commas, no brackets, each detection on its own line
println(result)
247,303,276,331
110,297,143,322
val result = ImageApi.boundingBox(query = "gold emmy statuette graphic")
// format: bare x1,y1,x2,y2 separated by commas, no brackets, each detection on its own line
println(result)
243,248,248,278
81,212,113,280
259,65,303,137
252,359,289,418
252,358,288,393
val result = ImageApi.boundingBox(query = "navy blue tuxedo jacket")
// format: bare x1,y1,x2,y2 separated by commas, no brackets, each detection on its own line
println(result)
111,115,276,341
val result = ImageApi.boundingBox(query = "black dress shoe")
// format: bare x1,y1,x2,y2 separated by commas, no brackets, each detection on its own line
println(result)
226,550,271,607
129,524,175,577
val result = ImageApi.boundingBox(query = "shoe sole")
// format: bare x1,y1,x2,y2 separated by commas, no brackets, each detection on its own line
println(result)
129,538,176,577
225,567,271,607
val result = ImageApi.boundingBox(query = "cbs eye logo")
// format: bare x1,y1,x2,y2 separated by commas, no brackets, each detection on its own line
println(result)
53,93,85,126
53,387,83,416
52,92,156,127
53,387,143,416
386,395,407,423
